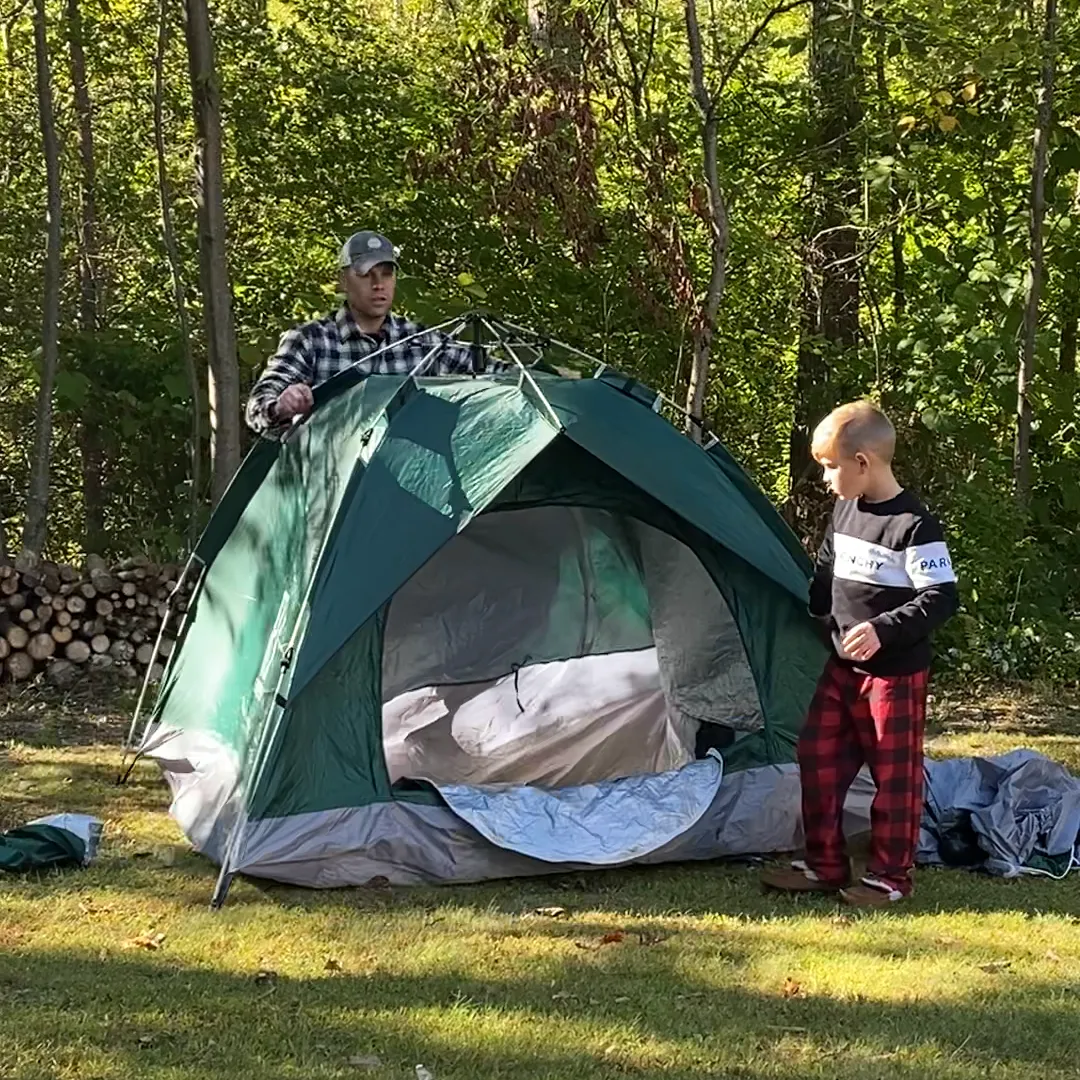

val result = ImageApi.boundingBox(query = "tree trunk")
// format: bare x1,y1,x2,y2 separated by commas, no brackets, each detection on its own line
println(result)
1057,173,1080,377
874,28,904,327
185,0,241,505
1015,0,1056,509
22,0,62,562
787,0,863,519
683,0,729,443
66,0,98,331
157,0,202,545
1060,289,1078,377
66,0,108,553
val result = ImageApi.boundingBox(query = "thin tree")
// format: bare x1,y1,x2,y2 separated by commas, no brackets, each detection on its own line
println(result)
156,0,202,545
787,0,863,527
1015,0,1057,509
185,0,240,504
22,0,61,562
683,0,728,443
66,0,106,553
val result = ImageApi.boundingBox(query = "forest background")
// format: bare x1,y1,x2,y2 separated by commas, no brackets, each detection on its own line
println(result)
0,0,1076,683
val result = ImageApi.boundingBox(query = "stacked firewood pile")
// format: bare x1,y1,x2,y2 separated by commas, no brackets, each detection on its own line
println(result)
0,554,191,687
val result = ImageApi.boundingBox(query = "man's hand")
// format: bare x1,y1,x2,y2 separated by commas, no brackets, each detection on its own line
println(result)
841,621,882,663
274,383,314,421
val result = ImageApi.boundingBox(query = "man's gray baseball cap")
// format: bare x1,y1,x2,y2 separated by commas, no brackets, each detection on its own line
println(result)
338,230,399,274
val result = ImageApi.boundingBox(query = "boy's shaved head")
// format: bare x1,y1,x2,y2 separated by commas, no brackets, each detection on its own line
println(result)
812,401,896,463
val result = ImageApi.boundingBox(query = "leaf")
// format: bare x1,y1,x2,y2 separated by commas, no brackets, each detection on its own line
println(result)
456,272,475,287
934,90,954,107
787,35,807,56
551,990,576,1001
124,931,166,951
534,906,568,918
347,1054,382,1069
978,959,1012,973
162,372,191,402
325,957,344,973
960,81,978,102
1046,950,1062,963
54,369,92,409
938,115,960,133
897,115,918,134
781,977,804,998
613,995,630,1004
600,932,625,945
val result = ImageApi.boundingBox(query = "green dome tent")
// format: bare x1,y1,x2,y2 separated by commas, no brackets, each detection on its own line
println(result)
126,316,826,906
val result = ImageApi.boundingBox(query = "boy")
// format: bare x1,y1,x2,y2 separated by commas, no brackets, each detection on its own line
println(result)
763,401,958,906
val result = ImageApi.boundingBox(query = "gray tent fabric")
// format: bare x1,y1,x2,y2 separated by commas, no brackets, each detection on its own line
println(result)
434,753,724,865
920,750,1080,877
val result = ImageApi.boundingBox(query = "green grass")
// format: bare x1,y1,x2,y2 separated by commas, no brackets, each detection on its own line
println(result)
3,682,1080,1078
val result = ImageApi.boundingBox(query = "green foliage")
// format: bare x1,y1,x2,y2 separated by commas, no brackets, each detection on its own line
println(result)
0,0,1077,680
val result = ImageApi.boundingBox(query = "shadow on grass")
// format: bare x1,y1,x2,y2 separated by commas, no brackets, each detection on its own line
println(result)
0,941,1078,1079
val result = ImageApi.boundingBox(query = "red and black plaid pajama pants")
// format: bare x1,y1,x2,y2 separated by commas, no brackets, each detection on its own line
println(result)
797,657,928,895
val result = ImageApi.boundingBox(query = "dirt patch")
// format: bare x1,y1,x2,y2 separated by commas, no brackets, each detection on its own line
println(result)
0,677,136,747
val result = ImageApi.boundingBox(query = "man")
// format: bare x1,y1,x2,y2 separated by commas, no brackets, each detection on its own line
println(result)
245,230,497,435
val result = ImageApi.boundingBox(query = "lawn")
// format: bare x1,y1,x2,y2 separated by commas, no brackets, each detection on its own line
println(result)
3,683,1080,1079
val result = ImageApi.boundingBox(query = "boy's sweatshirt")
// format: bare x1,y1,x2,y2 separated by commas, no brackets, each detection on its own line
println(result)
809,489,958,676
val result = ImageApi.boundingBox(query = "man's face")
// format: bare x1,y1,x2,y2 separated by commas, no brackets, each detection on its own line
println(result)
342,262,396,321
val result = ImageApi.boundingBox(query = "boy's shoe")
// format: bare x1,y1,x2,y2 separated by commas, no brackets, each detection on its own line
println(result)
762,859,849,894
839,877,907,908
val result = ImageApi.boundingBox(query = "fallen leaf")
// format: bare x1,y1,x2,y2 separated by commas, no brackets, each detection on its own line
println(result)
781,977,804,999
600,931,625,945
978,959,1012,973
347,1054,382,1069
363,875,391,890
613,996,630,1004
124,932,166,951
1047,950,1063,963
254,968,277,985
324,957,343,973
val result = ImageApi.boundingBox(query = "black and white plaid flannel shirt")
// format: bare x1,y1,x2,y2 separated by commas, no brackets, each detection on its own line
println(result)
245,306,501,435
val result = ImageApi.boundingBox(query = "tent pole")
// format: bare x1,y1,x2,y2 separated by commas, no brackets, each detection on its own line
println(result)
120,553,204,774
479,317,562,430
406,317,468,380
345,315,473,377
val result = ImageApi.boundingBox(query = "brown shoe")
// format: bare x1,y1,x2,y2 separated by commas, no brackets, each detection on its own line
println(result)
839,882,906,908
762,862,848,894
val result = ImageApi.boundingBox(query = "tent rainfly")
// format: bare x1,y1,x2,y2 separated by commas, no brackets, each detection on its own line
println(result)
125,315,827,907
